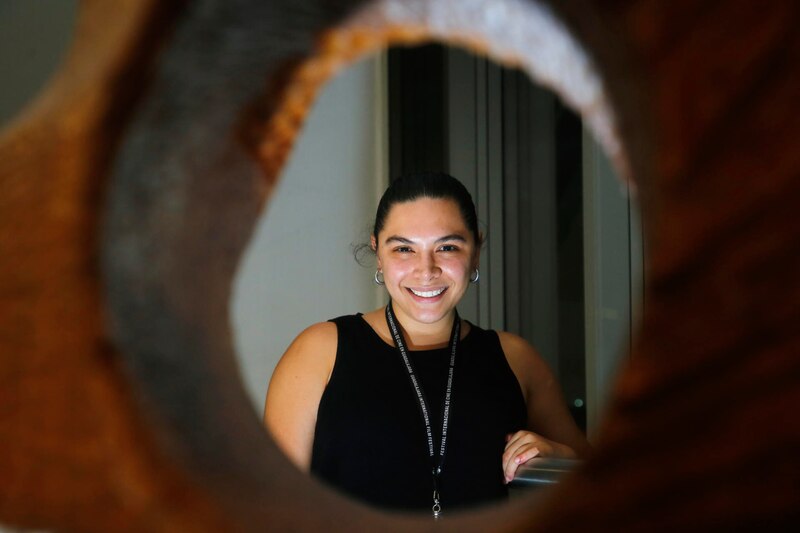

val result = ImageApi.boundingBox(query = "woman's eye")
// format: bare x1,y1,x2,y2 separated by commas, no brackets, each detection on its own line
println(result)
439,244,459,252
394,246,413,253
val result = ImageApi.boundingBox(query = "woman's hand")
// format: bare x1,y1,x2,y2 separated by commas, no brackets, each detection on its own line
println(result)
502,430,577,484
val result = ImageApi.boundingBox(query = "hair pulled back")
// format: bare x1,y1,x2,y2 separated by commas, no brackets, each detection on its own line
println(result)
372,172,481,246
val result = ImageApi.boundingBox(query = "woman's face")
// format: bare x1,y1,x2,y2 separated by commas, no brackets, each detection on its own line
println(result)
373,197,479,329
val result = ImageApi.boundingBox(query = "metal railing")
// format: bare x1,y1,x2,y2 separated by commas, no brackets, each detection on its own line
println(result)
508,457,581,489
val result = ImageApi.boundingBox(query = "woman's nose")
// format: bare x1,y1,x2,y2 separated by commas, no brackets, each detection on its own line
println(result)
416,252,441,279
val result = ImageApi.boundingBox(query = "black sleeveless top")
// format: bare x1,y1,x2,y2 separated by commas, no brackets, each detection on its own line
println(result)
310,314,527,512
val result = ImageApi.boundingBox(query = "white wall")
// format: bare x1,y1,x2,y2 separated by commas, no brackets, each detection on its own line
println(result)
232,55,387,412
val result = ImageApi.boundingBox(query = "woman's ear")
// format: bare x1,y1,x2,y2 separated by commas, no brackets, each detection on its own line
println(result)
472,242,481,271
371,235,382,269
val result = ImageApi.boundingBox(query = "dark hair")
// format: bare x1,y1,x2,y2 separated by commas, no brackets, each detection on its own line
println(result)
372,172,481,246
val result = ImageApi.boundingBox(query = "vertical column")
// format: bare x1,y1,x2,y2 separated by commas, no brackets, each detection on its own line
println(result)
583,131,634,435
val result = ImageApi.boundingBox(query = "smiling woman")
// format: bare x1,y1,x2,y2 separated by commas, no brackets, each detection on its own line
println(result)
264,172,590,515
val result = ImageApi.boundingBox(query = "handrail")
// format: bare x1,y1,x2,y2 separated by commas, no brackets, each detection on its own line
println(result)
508,458,581,489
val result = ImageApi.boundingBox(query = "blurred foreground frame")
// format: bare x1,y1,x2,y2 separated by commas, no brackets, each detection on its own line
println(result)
1,0,798,530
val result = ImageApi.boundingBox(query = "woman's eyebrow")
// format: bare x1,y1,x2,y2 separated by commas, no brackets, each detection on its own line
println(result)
384,235,414,245
436,234,467,243
384,234,467,245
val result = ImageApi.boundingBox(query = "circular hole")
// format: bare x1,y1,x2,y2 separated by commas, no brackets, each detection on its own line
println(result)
101,0,644,527
233,42,641,515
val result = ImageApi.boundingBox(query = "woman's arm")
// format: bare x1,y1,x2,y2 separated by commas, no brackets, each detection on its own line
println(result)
499,331,592,482
263,321,337,472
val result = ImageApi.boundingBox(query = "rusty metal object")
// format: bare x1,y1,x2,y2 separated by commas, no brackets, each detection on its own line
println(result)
1,0,798,531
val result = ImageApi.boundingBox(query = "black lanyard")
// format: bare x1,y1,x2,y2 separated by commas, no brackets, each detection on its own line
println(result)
385,301,460,518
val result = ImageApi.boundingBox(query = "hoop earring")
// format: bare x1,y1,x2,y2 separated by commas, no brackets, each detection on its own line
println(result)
374,270,385,286
469,268,480,283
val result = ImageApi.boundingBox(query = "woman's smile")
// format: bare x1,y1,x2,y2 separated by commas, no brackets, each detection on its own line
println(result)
406,286,448,300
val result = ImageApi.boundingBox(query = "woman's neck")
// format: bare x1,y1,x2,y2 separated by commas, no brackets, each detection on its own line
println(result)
391,308,456,350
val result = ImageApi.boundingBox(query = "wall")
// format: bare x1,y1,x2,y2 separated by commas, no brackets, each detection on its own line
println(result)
232,56,387,411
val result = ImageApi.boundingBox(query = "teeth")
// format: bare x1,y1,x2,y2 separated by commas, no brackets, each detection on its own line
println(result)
409,287,445,298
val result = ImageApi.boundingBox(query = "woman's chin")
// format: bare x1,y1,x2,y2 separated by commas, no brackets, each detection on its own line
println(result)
395,301,456,326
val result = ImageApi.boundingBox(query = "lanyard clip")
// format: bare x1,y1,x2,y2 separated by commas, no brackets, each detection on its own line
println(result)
432,490,441,518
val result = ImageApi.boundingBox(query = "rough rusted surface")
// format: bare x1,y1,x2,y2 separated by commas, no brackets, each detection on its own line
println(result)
0,0,798,531
0,1,230,531
532,1,800,530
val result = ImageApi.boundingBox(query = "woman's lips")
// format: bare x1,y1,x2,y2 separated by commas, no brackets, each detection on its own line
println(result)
406,286,447,301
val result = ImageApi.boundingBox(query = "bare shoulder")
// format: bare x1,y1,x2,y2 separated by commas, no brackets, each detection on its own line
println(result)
288,321,338,352
497,330,546,368
276,321,338,378
497,331,555,399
